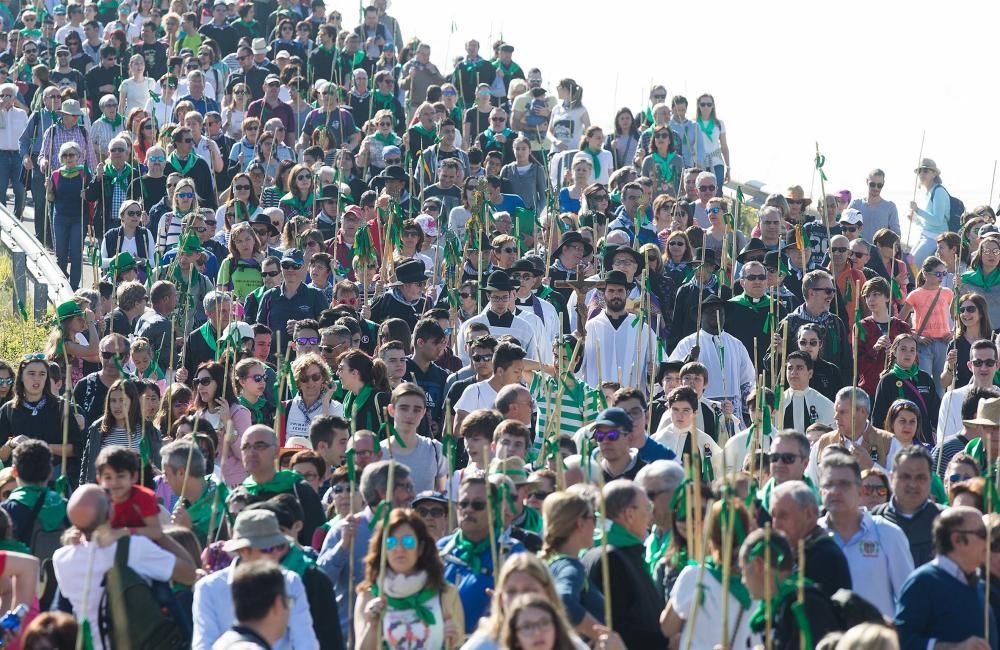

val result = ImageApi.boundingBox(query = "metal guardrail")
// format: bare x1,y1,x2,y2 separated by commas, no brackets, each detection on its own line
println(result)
0,204,73,320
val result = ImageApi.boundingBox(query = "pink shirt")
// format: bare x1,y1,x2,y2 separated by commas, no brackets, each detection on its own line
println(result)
905,286,954,339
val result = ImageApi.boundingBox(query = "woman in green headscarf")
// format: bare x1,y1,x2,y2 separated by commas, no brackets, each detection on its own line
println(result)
355,508,464,650
337,350,389,434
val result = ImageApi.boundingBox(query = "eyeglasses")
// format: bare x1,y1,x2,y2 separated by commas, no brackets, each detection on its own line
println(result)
457,500,486,511
861,485,888,497
699,102,713,108
148,156,166,163
385,534,417,551
743,274,766,281
973,358,998,368
193,376,214,386
698,185,716,192
811,287,837,295
849,251,867,259
296,337,320,346
516,618,554,635
528,490,553,502
868,182,884,189
124,210,141,217
594,429,622,443
416,506,446,518
490,117,506,122
960,305,979,314
281,262,303,270
831,247,847,254
471,354,493,363
298,372,324,384
768,452,800,465
100,351,127,359
982,248,1000,256
241,441,273,452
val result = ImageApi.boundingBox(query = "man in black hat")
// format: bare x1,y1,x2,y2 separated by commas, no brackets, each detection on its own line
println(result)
371,165,417,216
460,233,496,283
369,258,429,332
581,270,653,390
668,248,732,350
510,258,559,364
548,231,593,306
456,270,539,363
313,184,341,241
670,294,756,425
249,249,328,358
726,260,790,370
567,244,644,333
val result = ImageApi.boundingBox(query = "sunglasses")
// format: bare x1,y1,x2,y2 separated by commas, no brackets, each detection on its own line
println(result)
125,210,141,217
869,182,884,189
842,226,859,233
831,247,847,254
385,534,417,551
281,262,303,270
707,207,722,214
193,376,214,386
247,373,266,383
0,378,12,386
698,185,716,192
148,156,166,163
176,191,194,199
811,287,837,295
416,506,446,518
960,305,979,314
768,452,800,465
699,102,713,108
973,358,998,368
296,337,320,346
594,430,622,442
458,500,487,511
743,274,766,282
318,345,341,354
298,372,324,384
861,485,888,497
100,351,126,359
529,490,552,501
471,354,493,363
949,474,974,484
849,251,867,258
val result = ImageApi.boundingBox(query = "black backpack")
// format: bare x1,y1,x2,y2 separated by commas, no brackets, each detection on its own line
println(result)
829,588,888,629
98,537,188,650
931,185,965,233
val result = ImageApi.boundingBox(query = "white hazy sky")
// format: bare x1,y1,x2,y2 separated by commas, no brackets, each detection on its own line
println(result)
339,0,1000,226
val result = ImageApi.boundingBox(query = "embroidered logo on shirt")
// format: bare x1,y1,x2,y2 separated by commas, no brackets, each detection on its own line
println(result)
860,540,880,557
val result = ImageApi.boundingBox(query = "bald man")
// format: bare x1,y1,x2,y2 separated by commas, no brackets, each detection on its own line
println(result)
54,486,197,650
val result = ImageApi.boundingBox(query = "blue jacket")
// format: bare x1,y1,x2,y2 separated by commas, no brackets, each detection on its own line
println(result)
438,531,525,634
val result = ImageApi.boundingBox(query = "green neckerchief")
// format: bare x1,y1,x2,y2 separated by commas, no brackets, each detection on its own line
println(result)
19,27,41,40
314,43,335,55
697,116,715,139
411,123,436,143
372,89,394,109
483,126,514,151
279,191,314,217
0,539,30,554
239,395,268,425
606,521,644,548
197,321,218,357
582,146,602,179
694,556,752,609
758,474,820,513
185,477,228,543
452,531,491,574
492,60,522,79
650,150,676,183
351,49,365,67
963,267,1000,292
517,505,542,534
98,113,123,130
280,542,314,578
342,383,374,428
891,363,920,398
104,162,132,192
371,583,439,625
169,151,197,176
373,131,399,146
6,485,66,531
242,469,302,497
730,293,773,334
235,18,259,32
645,525,671,576
749,574,816,650
59,164,87,178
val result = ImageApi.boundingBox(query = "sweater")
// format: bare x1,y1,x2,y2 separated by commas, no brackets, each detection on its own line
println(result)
499,161,547,212
872,498,944,567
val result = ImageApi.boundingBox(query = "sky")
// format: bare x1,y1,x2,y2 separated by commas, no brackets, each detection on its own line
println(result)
350,0,1000,240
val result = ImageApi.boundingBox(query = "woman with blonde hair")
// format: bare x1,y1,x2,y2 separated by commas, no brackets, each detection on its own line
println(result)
155,177,200,254
541,491,604,639
360,108,401,175
834,622,898,650
222,82,250,138
354,509,463,650
217,221,264,300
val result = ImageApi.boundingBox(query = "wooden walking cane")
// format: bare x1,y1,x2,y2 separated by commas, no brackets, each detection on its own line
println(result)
373,458,396,650
905,130,927,251
990,160,998,208
594,445,613,629
719,489,738,650
694,243,708,350
482,445,499,588
815,143,837,313
683,455,693,561
763,523,774,650
797,538,806,650
683,497,717,650
851,280,862,445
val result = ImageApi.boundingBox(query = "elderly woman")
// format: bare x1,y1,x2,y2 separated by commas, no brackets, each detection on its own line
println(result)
91,93,125,158
46,141,92,290
281,352,343,442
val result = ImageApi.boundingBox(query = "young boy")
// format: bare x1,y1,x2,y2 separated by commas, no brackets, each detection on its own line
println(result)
97,446,163,541
382,383,447,493
723,388,775,473
447,408,502,503
292,319,321,356
492,419,531,461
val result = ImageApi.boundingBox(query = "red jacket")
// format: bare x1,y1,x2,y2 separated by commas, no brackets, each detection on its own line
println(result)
857,316,912,394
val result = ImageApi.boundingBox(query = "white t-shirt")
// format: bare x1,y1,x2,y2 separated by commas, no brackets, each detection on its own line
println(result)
53,536,176,650
380,435,446,493
118,77,159,114
669,564,757,650
454,380,498,414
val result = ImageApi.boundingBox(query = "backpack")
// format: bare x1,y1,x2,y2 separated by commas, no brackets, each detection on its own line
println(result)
27,489,64,562
931,185,965,233
98,537,188,650
828,588,886,630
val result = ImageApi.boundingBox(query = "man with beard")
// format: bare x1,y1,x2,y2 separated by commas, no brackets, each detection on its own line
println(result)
581,270,653,389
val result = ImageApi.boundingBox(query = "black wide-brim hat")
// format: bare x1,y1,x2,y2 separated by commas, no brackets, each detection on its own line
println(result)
552,231,594,259
603,244,645,274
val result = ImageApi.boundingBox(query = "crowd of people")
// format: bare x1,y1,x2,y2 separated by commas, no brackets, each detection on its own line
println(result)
0,0,993,649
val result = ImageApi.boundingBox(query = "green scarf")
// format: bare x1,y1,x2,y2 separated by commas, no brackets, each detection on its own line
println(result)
0,539,30,554
963,267,1000,292
730,293,773,334
104,162,132,193
645,526,671,577
169,151,197,176
280,542,315,578
243,469,302,497
373,131,399,146
695,557,752,609
606,521,644,548
583,147,602,180
59,164,86,178
452,531,491,574
372,90,394,110
757,475,820,513
650,150,676,183
517,505,542,534
697,116,715,139
492,60,522,79
6,485,66,531
98,113,123,130
185,477,228,543
483,127,514,151
239,395,268,425
411,123,437,143
280,192,314,217
749,574,815,650
197,321,218,358
342,384,374,430
371,583,439,625
891,363,920,398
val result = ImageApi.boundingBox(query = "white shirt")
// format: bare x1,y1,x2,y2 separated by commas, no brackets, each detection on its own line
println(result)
723,427,772,474
53,536,176,650
937,384,973,444
454,379,498,414
0,107,27,151
670,329,756,421
779,387,835,432
652,423,724,477
669,564,758,650
456,308,540,363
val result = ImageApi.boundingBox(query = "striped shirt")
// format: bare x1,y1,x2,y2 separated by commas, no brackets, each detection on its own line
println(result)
101,427,141,451
38,124,98,172
529,371,603,461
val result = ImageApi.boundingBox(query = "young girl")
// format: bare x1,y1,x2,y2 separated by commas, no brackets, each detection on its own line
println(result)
155,383,193,438
45,299,99,385
0,361,14,406
903,255,954,389
129,337,166,386
79,378,162,486
234,358,273,427
871,333,940,444
216,221,263,301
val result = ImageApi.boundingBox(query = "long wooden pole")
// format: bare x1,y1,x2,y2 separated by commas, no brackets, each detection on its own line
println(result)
905,130,926,250
682,498,716,650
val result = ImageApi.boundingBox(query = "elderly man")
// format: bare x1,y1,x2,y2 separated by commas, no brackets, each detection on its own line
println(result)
159,440,228,545
895,506,997,650
635,459,684,575
581,480,666,650
192,510,319,650
85,135,141,234
240,425,325,544
818,452,913,617
811,387,894,482
181,290,231,383
300,80,359,150
0,82,27,219
770,480,851,598
176,69,220,117
54,485,196,650
166,126,218,208
318,460,411,636
828,233,865,319
495,384,533,426
872,445,945,566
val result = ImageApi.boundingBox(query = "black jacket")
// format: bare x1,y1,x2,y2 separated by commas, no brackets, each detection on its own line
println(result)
85,165,143,235
581,542,666,650
167,154,218,209
669,281,733,350
872,499,944,567
804,527,853,598
301,565,344,650
773,584,840,650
